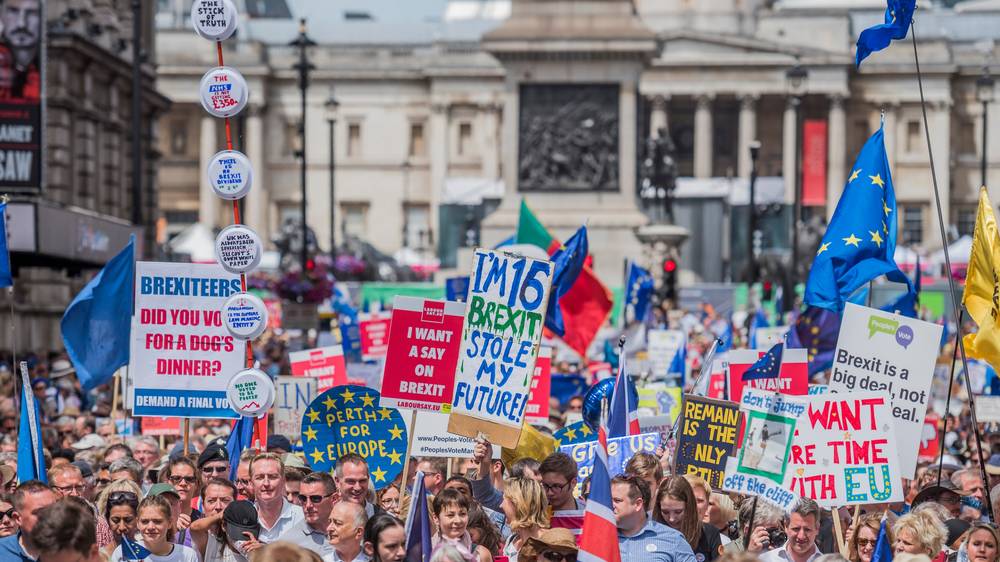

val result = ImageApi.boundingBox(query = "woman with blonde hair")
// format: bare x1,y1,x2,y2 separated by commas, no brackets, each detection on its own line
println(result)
957,522,1000,562
893,510,947,558
500,477,549,562
848,513,892,562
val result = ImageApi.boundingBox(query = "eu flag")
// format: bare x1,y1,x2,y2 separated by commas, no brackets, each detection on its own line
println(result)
804,126,912,311
856,0,915,67
0,202,11,288
17,363,46,483
226,415,255,481
545,225,588,337
624,261,654,324
121,535,152,561
404,470,432,562
871,519,893,562
787,306,840,377
742,342,783,381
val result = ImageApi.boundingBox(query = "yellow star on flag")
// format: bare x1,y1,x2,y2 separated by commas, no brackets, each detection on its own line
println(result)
882,200,891,216
869,230,884,248
310,448,325,465
842,233,862,247
849,169,861,182
563,428,577,441
340,388,356,403
388,425,404,440
306,409,320,423
303,426,319,442
386,450,402,465
580,425,592,437
322,396,337,410
817,242,831,255
379,408,392,420
372,466,388,482
882,220,888,234
361,394,376,408
869,174,885,188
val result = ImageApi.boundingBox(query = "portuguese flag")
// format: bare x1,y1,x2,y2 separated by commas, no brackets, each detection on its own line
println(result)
516,201,613,357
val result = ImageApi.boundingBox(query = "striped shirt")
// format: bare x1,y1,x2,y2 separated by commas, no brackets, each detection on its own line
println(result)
550,499,586,539
619,518,697,562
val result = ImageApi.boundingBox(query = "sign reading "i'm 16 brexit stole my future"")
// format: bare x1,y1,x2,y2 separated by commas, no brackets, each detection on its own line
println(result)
448,249,554,448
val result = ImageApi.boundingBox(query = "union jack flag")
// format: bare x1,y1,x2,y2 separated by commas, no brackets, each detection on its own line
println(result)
580,371,623,562
607,355,639,438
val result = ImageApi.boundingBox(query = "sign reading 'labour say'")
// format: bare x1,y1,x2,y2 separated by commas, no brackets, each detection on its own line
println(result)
675,395,741,488
828,303,941,478
449,249,554,448
289,346,347,392
129,262,246,418
359,312,391,360
380,296,465,412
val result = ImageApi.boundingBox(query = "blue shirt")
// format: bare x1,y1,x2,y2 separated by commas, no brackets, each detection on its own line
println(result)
619,518,697,562
0,533,32,562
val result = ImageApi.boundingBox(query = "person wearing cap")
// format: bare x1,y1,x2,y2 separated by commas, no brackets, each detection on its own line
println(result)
912,481,967,519
518,528,579,562
280,472,338,557
250,452,305,542
71,433,107,453
1,464,17,495
148,482,185,536
267,435,293,455
202,500,259,562
199,442,232,483
985,454,1000,492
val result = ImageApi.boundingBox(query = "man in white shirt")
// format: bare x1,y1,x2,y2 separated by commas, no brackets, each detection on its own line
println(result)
760,498,823,562
250,453,304,543
324,501,369,562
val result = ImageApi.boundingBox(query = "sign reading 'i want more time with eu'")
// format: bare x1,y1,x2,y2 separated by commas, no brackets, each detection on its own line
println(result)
448,248,554,448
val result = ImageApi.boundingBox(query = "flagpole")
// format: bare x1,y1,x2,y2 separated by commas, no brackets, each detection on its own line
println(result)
911,22,994,522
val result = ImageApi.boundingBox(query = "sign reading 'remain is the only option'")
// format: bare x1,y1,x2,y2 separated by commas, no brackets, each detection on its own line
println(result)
129,262,246,418
448,249,553,448
379,297,465,411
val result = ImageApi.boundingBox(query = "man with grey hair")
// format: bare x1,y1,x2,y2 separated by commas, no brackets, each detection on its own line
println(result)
108,457,143,486
760,498,822,562
952,468,987,505
724,498,786,554
326,501,368,562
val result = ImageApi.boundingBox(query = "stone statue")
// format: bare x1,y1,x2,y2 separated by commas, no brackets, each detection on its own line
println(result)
272,217,319,270
639,127,678,222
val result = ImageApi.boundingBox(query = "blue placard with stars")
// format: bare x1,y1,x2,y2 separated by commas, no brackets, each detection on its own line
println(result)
300,385,407,489
553,420,597,447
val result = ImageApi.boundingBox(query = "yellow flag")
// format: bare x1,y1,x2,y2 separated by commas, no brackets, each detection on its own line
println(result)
501,423,556,467
962,187,1000,369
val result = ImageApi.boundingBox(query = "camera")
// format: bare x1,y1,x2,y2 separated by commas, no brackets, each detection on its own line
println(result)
767,528,787,548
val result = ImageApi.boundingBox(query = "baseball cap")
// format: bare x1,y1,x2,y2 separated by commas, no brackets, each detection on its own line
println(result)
266,435,292,452
147,483,181,500
986,454,1000,476
71,434,107,451
198,443,230,469
282,453,308,470
71,460,94,479
0,465,14,487
223,500,261,542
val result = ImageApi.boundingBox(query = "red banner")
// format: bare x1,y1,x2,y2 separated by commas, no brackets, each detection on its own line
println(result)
919,413,940,462
289,346,347,392
801,119,828,207
726,348,809,403
525,347,553,423
359,312,391,360
141,417,181,436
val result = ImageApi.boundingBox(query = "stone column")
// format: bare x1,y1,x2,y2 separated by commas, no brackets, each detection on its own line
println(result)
428,103,449,254
826,95,846,220
737,95,758,178
783,98,798,203
694,94,714,178
650,95,668,138
481,103,501,180
883,103,898,169
244,106,268,242
199,115,218,227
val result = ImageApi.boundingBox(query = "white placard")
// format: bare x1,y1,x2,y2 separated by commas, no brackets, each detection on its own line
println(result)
226,368,274,417
402,411,500,459
215,224,262,274
191,0,238,41
208,150,253,200
274,376,319,438
648,329,685,382
828,303,943,478
222,292,267,340
200,66,249,118
974,395,1000,423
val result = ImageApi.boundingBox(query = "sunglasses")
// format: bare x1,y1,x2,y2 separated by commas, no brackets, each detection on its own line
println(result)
201,466,228,474
169,476,197,485
0,508,14,520
108,491,139,505
540,551,576,562
297,493,334,505
856,539,876,548
96,478,112,486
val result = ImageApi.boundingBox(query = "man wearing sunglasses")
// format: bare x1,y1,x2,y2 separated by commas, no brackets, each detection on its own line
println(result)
279,472,337,557
198,442,231,483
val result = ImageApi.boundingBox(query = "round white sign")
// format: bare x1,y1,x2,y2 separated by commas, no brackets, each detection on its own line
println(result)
215,224,262,274
199,66,249,118
207,150,253,200
222,292,268,340
191,0,238,41
226,367,274,417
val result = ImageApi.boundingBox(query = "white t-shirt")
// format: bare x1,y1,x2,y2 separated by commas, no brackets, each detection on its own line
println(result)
110,541,201,562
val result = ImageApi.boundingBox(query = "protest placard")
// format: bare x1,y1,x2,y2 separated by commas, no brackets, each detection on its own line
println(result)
648,329,685,384
379,297,465,412
129,262,246,418
300,385,406,490
727,348,808,403
289,346,347,392
675,396,741,488
706,359,727,400
828,303,942,477
637,383,682,422
140,417,182,437
446,276,470,302
918,413,940,462
448,248,553,448
722,388,804,511
561,433,662,497
787,391,903,507
274,376,318,438
401,411,500,458
525,347,552,423
359,312,391,360
974,396,1000,423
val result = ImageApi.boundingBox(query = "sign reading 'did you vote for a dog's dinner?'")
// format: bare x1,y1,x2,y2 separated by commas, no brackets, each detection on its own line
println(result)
448,249,553,448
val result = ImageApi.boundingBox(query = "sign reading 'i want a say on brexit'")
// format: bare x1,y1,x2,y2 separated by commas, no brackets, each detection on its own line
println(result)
300,385,407,489
448,249,554,448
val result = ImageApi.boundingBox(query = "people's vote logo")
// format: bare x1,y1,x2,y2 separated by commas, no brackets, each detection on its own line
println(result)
300,385,407,489
866,315,913,349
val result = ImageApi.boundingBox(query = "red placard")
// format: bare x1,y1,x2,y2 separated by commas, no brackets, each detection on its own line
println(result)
359,312,391,360
706,362,727,400
379,297,465,411
525,347,552,423
141,416,181,436
289,346,347,392
801,119,828,207
918,413,941,462
726,348,808,403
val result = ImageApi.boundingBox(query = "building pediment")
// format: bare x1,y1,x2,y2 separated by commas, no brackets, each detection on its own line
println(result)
654,30,840,67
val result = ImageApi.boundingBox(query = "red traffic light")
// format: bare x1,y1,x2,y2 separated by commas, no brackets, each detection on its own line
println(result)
763,280,772,291
663,259,677,273
306,258,316,271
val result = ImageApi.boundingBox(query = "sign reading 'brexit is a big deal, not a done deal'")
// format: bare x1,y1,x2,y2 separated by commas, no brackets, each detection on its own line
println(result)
448,249,554,448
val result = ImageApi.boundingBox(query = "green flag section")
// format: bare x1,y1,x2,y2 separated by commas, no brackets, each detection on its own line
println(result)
516,200,562,254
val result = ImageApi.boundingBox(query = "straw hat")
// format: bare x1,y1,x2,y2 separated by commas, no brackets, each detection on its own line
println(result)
519,528,578,562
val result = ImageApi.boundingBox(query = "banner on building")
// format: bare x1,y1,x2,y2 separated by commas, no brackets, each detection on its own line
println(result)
0,0,43,192
801,119,828,207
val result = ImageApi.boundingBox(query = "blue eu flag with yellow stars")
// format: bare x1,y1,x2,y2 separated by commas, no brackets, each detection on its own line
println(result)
624,260,654,324
804,126,912,311
856,0,915,67
742,342,783,381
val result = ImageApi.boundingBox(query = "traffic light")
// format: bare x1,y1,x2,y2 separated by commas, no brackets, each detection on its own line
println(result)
305,258,316,272
762,280,773,301
660,258,678,302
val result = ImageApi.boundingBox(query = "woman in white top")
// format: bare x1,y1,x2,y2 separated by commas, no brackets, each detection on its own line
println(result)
110,495,200,562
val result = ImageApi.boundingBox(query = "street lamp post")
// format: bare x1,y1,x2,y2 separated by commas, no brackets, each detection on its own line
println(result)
291,19,315,270
325,96,340,253
978,67,994,188
785,63,808,312
747,140,761,285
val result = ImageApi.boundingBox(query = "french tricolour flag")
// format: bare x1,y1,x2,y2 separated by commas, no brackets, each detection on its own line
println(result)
607,354,639,438
579,400,622,562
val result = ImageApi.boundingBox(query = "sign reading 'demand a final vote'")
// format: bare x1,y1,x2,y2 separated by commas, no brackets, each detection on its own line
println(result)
448,248,554,448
